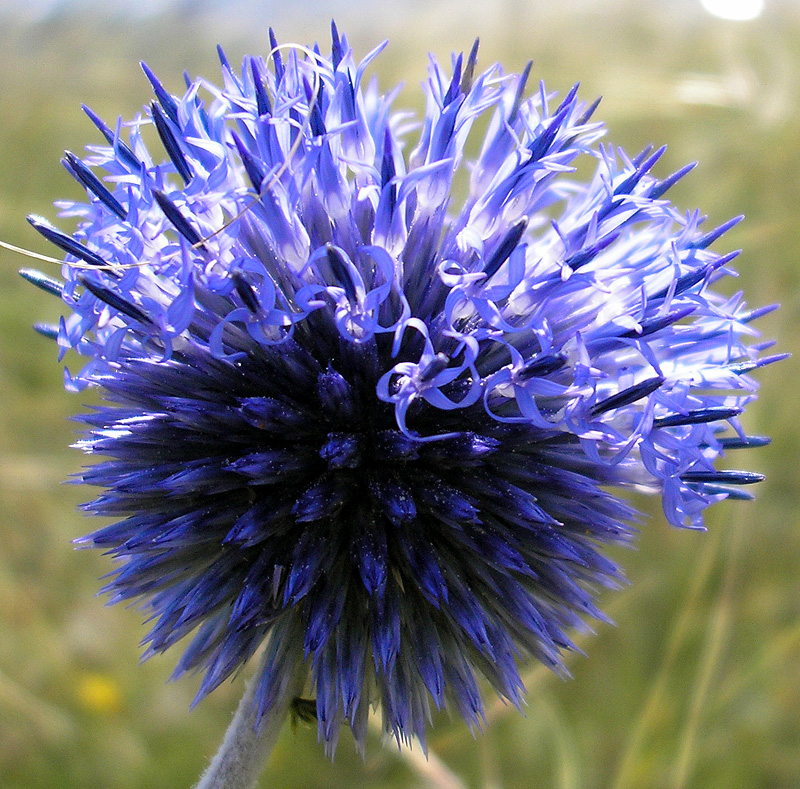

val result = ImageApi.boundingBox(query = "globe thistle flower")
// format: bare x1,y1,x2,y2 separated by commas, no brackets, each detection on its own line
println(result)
22,23,780,761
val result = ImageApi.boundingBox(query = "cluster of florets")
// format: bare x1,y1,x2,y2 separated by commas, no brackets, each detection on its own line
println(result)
22,23,778,752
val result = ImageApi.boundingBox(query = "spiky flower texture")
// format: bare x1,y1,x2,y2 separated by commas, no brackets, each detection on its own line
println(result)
24,25,780,755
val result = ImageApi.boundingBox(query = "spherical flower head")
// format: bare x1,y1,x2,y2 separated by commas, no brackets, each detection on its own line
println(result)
24,23,781,753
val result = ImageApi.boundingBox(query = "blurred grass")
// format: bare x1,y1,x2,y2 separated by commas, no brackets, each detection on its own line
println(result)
0,1,798,787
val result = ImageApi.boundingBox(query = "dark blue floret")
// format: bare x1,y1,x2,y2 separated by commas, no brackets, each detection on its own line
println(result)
680,470,764,485
330,20,344,70
27,215,108,268
590,376,664,416
249,57,272,117
517,353,568,381
729,352,789,374
691,215,744,250
268,28,284,82
324,244,358,302
654,406,742,429
461,39,480,95
141,61,180,124
63,151,127,219
649,161,697,200
565,230,620,271
81,104,141,170
230,269,261,314
484,219,527,278
620,306,697,338
33,322,59,340
19,267,64,297
717,435,771,450
79,275,153,326
152,190,205,248
613,145,667,196
151,101,193,184
650,251,739,301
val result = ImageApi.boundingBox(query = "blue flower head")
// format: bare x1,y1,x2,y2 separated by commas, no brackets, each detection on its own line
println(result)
23,23,781,753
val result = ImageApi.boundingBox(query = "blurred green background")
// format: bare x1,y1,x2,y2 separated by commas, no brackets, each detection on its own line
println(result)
0,1,797,786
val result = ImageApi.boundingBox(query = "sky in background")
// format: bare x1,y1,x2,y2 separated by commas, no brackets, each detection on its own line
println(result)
0,0,783,22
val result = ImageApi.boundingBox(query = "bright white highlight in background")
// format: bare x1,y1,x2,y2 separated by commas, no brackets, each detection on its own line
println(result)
701,0,765,20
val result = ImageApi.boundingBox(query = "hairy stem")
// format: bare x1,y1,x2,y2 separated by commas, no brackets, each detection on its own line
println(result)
195,653,304,789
